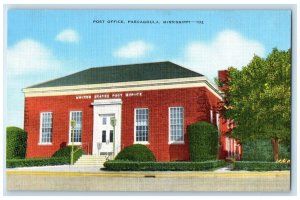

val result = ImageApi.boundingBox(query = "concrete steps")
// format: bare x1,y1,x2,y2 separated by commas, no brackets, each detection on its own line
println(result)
74,155,107,167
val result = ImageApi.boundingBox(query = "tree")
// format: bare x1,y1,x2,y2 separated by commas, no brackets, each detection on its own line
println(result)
220,48,291,161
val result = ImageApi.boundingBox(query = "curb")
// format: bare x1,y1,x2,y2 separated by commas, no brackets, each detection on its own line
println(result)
6,171,290,178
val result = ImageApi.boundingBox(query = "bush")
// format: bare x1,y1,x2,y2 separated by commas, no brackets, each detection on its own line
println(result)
52,146,84,163
242,140,291,162
233,161,290,171
104,160,226,171
280,144,291,160
6,127,27,159
6,158,69,168
188,122,218,161
242,139,274,161
115,144,156,162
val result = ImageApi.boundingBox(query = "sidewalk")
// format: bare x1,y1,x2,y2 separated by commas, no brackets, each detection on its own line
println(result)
6,164,289,175
6,164,234,173
6,165,290,192
6,165,101,173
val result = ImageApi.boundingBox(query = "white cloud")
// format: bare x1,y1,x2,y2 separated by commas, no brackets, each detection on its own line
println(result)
55,29,79,43
7,39,62,74
114,40,154,58
175,30,265,81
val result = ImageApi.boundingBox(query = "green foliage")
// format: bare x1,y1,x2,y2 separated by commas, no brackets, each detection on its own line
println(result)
188,121,218,161
115,144,156,162
242,140,274,162
279,144,291,159
52,146,84,163
6,158,69,168
221,48,291,148
233,161,290,171
103,160,226,171
6,127,27,159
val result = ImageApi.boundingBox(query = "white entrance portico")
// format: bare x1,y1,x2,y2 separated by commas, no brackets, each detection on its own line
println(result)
92,99,122,157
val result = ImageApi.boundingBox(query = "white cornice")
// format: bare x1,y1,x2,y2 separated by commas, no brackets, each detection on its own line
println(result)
23,76,223,100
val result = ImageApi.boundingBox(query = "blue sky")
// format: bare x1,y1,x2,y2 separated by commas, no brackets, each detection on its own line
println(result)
6,10,291,128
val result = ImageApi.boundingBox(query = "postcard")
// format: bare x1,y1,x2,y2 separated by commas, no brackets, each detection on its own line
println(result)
4,7,292,193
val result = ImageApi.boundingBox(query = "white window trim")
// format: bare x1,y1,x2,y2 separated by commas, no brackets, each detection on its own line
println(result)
168,107,184,144
38,112,53,145
134,108,150,144
68,111,82,145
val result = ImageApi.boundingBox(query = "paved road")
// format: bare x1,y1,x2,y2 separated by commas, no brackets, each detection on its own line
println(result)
6,170,290,192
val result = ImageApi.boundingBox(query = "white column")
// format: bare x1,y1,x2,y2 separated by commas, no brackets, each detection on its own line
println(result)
216,113,220,129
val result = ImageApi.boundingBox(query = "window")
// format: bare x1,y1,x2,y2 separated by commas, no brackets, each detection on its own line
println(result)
169,107,184,143
102,130,106,143
110,130,113,143
102,117,107,125
40,112,52,144
69,111,82,143
134,108,149,143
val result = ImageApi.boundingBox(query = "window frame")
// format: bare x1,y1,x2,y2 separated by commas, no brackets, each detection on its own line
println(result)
168,107,184,144
68,111,83,145
38,112,53,145
134,108,149,144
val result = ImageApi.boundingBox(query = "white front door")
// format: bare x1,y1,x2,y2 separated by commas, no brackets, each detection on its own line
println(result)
92,99,122,156
95,114,114,155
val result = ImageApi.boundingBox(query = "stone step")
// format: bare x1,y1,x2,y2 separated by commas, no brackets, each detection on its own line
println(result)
75,163,104,166
75,160,106,163
77,160,106,162
77,160,105,163
76,160,106,162
74,155,108,166
80,155,107,158
75,163,105,166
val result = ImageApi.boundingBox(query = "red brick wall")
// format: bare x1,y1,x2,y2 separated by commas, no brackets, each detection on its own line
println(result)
25,87,229,161
24,95,94,158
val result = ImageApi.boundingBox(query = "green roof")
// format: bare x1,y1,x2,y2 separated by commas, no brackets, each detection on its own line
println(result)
27,61,203,88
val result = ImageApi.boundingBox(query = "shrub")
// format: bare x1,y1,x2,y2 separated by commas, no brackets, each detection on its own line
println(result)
242,140,291,161
233,161,290,171
6,127,27,159
103,160,226,171
242,139,274,161
6,158,69,168
279,144,291,160
188,122,218,161
52,146,85,163
115,144,156,162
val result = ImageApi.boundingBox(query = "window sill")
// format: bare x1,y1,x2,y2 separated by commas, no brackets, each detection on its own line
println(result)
134,141,150,145
38,143,53,146
168,141,185,145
